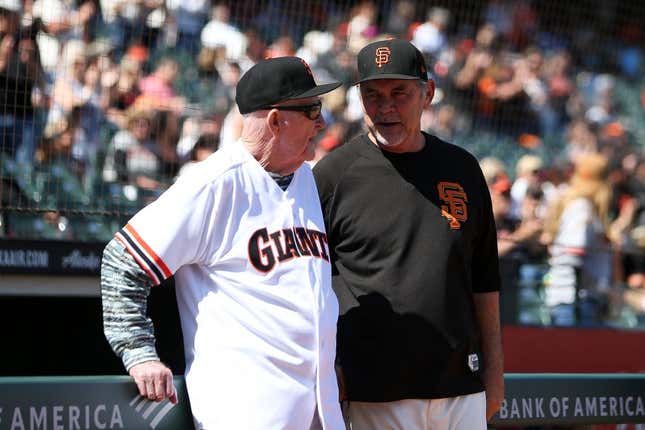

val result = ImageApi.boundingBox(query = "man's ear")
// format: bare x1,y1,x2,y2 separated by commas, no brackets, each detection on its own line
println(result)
266,109,280,136
424,79,436,108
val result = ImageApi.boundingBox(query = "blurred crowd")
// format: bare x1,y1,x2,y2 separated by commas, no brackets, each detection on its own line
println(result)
0,0,643,326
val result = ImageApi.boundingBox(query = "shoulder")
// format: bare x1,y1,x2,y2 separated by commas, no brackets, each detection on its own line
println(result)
314,134,369,179
427,133,473,158
297,160,315,181
138,148,249,221
173,144,249,191
426,133,481,170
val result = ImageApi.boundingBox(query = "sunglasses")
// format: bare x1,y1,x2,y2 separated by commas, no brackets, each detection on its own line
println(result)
265,101,322,120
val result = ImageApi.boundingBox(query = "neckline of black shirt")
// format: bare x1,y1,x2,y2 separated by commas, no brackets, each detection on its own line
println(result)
362,133,432,157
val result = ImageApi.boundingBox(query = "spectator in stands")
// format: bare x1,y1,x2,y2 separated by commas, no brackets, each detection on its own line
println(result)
49,40,107,167
486,46,542,136
564,119,599,163
512,185,548,259
623,224,645,318
192,47,235,119
510,154,543,220
295,30,333,67
488,165,516,256
37,114,78,172
137,57,186,114
175,132,218,178
31,0,96,76
0,0,19,36
411,6,450,62
482,157,543,259
101,53,141,129
542,49,574,133
200,3,246,63
625,225,645,292
480,155,509,187
175,115,201,162
346,1,378,54
148,109,180,181
606,153,645,293
448,23,497,127
102,107,163,191
0,3,47,163
266,35,296,59
211,61,241,115
425,103,459,141
235,28,267,73
100,0,164,57
542,152,615,326
383,0,415,39
317,32,356,88
483,0,512,38
165,0,209,55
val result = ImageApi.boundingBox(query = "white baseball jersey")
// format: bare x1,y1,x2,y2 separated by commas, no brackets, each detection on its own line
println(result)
115,142,343,430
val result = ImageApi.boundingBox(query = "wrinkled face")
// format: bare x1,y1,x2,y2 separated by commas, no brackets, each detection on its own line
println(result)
271,96,326,172
359,79,433,152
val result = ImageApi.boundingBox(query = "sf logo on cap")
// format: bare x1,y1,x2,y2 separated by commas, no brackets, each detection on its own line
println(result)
375,47,391,68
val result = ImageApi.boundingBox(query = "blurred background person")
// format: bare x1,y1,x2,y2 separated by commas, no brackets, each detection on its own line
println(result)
102,106,162,191
48,40,106,177
0,2,47,164
411,6,450,63
136,57,185,113
200,3,246,64
165,0,209,56
510,154,543,220
99,0,164,58
175,132,218,178
31,0,97,77
542,152,616,326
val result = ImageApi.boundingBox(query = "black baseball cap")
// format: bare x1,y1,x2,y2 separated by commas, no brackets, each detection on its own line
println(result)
236,57,341,114
355,39,428,84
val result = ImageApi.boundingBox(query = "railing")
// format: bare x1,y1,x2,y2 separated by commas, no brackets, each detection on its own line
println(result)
1,374,644,429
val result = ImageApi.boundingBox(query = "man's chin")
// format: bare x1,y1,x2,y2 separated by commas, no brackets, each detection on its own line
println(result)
303,145,316,161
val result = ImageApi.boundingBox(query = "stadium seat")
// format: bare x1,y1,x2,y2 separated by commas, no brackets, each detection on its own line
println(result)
5,212,73,240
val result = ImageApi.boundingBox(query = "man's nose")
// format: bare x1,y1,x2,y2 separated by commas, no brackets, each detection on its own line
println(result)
378,97,396,114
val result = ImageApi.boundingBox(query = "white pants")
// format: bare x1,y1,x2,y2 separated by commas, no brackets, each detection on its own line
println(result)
200,405,323,430
310,404,323,430
343,392,486,430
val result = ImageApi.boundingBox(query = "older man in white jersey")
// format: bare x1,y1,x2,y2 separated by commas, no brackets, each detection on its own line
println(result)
101,57,343,430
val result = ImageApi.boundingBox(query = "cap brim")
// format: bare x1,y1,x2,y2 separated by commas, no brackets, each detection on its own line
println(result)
287,81,343,100
354,74,425,85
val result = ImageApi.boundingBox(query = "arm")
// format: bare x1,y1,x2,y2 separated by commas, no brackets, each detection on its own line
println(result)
473,291,504,421
101,238,177,403
0,35,14,72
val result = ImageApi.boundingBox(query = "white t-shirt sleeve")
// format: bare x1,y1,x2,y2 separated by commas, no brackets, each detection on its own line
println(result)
115,177,223,285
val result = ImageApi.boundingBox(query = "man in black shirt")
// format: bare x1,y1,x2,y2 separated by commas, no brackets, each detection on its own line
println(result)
313,39,504,429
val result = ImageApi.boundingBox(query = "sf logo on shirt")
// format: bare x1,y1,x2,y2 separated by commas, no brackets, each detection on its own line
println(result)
248,227,329,272
438,182,468,229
